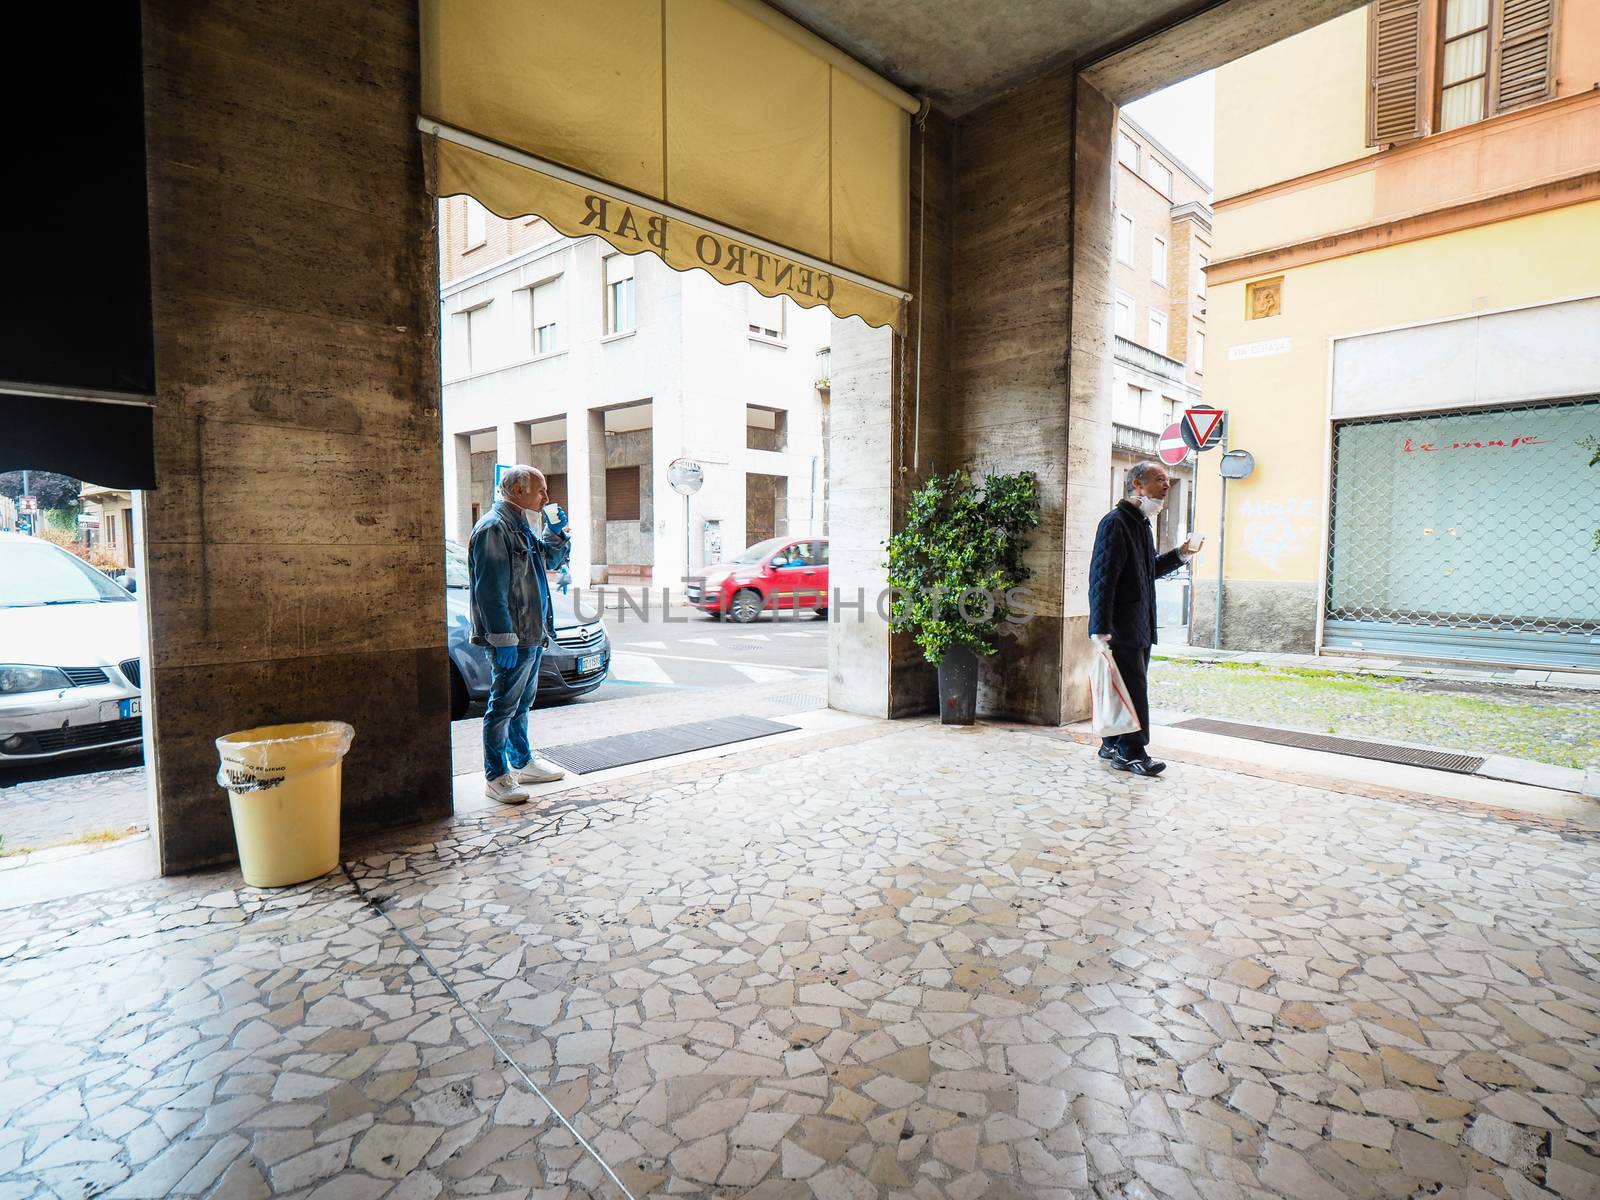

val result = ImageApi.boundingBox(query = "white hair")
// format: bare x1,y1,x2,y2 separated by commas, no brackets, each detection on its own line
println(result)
498,464,543,499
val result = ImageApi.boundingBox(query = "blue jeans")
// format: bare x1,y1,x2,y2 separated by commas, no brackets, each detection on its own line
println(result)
482,646,544,780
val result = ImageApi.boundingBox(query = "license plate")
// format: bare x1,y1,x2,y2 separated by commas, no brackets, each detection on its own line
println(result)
577,654,604,675
120,697,142,719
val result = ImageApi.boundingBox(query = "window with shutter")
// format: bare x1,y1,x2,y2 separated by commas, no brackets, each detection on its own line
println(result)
605,466,642,522
1367,0,1424,146
1491,0,1556,113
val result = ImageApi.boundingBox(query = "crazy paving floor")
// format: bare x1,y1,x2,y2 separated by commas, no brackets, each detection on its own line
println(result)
2,719,1599,1200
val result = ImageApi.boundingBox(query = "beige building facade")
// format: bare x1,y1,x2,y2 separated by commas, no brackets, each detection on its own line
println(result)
1199,0,1600,667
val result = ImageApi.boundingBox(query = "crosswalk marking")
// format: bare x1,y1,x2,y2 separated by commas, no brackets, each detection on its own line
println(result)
632,640,668,650
731,633,772,642
729,663,804,684
607,653,675,685
680,636,718,646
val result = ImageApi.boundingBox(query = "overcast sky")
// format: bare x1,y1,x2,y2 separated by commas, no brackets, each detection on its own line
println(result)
1122,71,1215,190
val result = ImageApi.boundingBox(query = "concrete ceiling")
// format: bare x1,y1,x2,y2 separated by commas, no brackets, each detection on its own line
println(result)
767,0,1206,112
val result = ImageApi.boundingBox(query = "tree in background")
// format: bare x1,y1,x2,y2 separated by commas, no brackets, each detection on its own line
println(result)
0,470,82,511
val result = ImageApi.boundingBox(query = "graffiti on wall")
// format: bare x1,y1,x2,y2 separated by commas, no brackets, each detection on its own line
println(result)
1239,497,1318,572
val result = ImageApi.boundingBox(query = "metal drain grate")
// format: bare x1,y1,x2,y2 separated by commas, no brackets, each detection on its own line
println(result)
1173,718,1485,774
771,691,828,712
540,715,798,774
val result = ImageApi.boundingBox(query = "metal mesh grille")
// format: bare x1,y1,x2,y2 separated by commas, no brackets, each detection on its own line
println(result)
1174,718,1485,774
1326,397,1600,640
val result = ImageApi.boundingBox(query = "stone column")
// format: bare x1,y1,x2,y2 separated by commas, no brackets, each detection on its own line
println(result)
140,0,451,872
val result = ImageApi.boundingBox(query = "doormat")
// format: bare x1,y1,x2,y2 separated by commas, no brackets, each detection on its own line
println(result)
1172,717,1486,774
539,715,799,775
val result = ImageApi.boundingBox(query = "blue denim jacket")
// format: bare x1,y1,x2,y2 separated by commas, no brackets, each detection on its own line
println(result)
468,502,572,649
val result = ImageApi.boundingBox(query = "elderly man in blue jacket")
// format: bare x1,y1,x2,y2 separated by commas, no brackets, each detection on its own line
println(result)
1088,462,1202,777
469,464,573,804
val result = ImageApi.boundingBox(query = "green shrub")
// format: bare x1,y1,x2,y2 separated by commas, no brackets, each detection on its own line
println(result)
884,468,1040,664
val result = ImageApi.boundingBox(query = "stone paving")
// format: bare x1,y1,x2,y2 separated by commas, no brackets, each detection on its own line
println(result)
2,718,1599,1200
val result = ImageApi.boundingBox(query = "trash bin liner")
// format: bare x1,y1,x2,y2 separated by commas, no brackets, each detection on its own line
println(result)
215,721,354,888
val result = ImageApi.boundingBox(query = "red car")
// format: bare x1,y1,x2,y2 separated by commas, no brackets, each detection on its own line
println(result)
687,536,829,622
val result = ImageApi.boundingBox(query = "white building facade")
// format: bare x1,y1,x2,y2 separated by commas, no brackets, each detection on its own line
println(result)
440,200,832,587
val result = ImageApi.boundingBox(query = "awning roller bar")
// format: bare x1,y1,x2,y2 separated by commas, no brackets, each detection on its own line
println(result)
421,119,913,304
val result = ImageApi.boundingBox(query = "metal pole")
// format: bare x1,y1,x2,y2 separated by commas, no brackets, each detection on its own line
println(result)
684,492,691,592
1213,422,1228,650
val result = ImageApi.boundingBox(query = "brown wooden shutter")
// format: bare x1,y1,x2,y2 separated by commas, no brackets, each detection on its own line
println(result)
1367,0,1424,146
1492,0,1556,113
605,466,641,522
544,472,568,510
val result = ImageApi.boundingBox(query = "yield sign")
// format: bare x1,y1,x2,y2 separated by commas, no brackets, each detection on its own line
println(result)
1181,406,1225,452
1157,423,1191,467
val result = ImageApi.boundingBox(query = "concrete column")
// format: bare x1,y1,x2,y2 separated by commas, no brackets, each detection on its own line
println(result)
826,319,896,719
565,407,607,586
942,71,1078,724
445,432,472,541
140,0,451,872
1060,78,1120,718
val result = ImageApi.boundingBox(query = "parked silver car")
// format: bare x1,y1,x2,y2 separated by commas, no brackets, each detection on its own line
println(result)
0,533,142,764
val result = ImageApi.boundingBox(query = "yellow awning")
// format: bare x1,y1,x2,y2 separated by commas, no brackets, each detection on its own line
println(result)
421,0,913,331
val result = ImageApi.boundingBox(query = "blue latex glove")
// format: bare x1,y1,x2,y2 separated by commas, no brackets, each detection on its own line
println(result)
544,503,569,535
493,644,519,669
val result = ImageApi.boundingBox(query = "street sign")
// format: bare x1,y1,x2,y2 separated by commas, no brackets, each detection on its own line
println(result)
18,496,38,514
1181,407,1225,452
1219,449,1255,480
667,458,704,496
1157,423,1191,467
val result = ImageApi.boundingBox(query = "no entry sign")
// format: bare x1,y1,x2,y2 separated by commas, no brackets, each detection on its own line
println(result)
1181,407,1226,452
1157,423,1191,466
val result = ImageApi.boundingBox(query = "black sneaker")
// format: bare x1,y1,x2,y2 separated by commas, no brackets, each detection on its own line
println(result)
1114,755,1166,777
1097,745,1118,761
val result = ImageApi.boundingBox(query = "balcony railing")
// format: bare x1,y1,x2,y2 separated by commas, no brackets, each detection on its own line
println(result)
1113,424,1161,456
1113,334,1186,384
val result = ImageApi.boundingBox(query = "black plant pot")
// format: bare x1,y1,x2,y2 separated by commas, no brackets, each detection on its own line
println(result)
936,645,978,726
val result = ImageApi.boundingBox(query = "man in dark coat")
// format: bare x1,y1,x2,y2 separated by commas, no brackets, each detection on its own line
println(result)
1087,462,1202,776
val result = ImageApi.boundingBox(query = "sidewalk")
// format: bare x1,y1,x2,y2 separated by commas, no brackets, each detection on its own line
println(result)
2,712,1597,1199
1156,634,1600,691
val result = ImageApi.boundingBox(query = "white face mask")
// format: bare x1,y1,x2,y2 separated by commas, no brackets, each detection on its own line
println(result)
1136,495,1164,518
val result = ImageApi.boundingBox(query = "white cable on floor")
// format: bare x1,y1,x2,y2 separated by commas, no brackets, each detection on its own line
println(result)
342,865,638,1200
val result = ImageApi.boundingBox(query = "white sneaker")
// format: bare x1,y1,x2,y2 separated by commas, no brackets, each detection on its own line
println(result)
485,774,530,805
513,756,567,784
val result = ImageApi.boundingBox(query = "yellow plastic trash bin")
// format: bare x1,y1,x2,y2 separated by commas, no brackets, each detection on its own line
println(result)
215,721,354,888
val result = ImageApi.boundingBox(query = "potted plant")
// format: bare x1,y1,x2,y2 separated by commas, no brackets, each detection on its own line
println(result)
884,468,1040,725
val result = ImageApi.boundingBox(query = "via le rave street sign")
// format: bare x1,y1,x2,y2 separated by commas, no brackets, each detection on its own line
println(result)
1181,407,1225,453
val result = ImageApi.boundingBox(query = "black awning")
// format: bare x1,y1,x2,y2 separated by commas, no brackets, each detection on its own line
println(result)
1,394,157,490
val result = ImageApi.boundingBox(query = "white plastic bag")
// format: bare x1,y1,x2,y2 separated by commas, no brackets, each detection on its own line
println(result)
1089,645,1141,738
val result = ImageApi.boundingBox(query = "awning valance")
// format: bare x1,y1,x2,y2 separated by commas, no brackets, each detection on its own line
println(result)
420,0,914,331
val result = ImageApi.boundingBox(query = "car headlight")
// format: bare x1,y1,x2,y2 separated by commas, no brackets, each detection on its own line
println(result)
0,665,72,694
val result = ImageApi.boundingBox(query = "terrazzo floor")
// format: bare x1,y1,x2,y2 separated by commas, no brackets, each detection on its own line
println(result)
2,718,1597,1200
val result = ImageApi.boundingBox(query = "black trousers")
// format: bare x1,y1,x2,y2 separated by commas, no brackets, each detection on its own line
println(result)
1100,642,1152,758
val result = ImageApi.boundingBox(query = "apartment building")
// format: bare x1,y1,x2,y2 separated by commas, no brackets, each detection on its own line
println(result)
1111,113,1213,559
440,197,832,585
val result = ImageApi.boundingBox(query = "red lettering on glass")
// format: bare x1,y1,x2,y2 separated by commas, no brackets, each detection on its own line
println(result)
1401,434,1548,452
